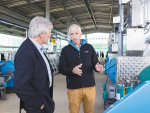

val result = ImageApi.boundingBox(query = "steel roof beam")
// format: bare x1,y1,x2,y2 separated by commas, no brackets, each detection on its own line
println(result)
91,3,118,7
0,30,25,37
55,20,113,29
0,3,31,25
48,4,118,13
8,0,44,7
0,24,25,33
108,0,113,30
0,2,67,39
83,0,98,31
57,25,109,31
24,0,67,28
56,0,85,31
29,11,114,21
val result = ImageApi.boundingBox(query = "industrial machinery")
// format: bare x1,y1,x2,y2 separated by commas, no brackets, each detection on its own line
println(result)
103,28,150,110
103,0,150,111
104,57,116,85
0,50,16,88
103,81,150,113
43,43,59,75
103,56,150,111
0,60,15,88
104,53,117,84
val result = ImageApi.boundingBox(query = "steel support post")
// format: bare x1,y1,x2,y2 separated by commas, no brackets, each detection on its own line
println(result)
55,33,57,54
46,0,50,44
118,0,124,56
85,34,87,40
67,16,70,43
46,0,50,20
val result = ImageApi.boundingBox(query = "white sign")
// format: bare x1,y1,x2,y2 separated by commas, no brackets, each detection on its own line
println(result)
113,16,120,24
122,0,131,4
112,44,118,52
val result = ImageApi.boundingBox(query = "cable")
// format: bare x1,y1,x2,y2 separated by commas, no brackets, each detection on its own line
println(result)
144,22,150,34
144,22,149,28
143,43,150,56
144,29,149,34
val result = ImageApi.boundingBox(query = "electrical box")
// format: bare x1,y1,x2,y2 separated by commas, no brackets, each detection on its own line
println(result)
113,16,120,24
126,28,146,51
115,32,118,43
122,0,131,4
108,86,115,98
127,0,142,27
112,44,118,52
141,0,150,27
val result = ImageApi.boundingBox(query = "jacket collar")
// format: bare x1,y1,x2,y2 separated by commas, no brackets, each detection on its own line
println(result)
29,37,43,52
69,39,87,50
26,38,49,75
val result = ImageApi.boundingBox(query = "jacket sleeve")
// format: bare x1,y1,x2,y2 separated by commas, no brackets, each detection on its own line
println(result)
13,52,43,110
91,45,99,72
59,49,73,76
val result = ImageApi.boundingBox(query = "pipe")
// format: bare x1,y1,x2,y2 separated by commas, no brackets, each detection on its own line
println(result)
52,29,67,38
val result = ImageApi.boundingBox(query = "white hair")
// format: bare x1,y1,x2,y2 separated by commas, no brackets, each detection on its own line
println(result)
28,16,53,38
69,24,81,34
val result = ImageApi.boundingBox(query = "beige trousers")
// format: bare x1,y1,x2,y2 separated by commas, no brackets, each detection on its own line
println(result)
67,86,96,113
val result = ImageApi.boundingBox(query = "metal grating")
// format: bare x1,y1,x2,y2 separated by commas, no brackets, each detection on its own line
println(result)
0,0,122,37
116,56,150,84
108,53,117,60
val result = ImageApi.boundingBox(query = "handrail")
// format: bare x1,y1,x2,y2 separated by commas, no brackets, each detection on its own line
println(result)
104,58,116,67
0,46,19,48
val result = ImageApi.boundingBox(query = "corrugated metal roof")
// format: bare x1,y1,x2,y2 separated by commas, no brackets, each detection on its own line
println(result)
0,0,124,37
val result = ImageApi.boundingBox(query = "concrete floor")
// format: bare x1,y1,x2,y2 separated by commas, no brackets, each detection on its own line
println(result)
0,61,114,113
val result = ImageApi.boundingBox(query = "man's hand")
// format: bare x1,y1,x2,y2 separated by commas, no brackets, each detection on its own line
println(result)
95,63,103,73
40,104,44,109
72,63,82,76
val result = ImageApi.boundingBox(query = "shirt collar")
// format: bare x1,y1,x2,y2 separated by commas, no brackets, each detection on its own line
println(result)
29,37,43,52
71,40,82,47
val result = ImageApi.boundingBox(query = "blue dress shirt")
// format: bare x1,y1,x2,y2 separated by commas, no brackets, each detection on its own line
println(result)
29,37,52,87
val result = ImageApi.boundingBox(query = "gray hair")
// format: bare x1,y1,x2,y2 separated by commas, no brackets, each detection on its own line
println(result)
28,16,53,38
69,24,81,34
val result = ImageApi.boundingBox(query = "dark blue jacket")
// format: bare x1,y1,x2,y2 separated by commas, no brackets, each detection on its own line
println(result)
13,38,55,113
59,39,99,89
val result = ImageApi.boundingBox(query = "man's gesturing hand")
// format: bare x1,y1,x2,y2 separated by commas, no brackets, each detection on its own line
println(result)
40,104,44,109
95,63,103,73
72,63,83,76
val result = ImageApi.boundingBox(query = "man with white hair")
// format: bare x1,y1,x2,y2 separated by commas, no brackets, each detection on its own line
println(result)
59,24,103,113
14,16,55,113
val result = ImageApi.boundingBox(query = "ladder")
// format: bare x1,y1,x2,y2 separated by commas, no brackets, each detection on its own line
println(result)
49,58,59,75
45,53,59,75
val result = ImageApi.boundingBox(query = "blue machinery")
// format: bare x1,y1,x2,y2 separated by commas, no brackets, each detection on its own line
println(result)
104,58,116,85
103,81,150,113
103,56,150,112
103,57,116,110
0,60,15,88
105,54,109,63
